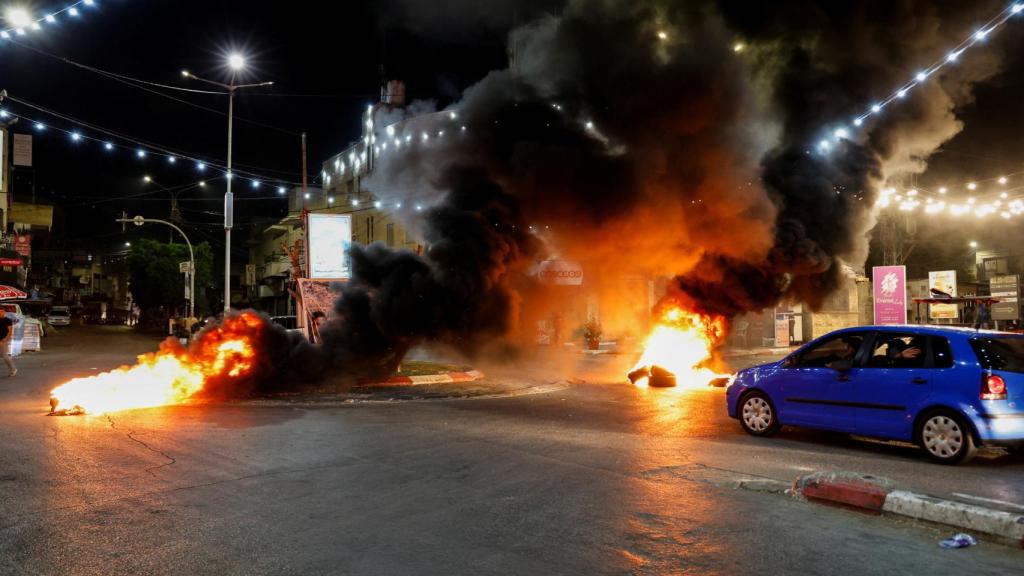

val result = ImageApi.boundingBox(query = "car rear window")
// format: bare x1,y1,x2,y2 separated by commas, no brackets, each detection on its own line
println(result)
969,337,1024,373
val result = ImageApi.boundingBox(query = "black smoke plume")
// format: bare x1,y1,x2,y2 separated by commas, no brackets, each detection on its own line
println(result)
301,0,1007,377
318,166,537,377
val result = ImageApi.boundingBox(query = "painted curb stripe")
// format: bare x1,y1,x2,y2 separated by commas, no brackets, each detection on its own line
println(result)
800,480,889,511
796,477,1024,546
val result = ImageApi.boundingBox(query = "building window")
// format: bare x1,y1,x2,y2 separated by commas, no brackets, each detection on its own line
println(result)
387,223,394,247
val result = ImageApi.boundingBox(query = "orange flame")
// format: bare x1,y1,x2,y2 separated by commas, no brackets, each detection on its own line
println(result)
630,306,728,389
49,312,266,415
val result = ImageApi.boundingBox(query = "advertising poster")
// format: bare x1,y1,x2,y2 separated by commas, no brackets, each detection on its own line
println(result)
990,275,1019,321
307,213,352,279
872,265,907,325
928,270,958,320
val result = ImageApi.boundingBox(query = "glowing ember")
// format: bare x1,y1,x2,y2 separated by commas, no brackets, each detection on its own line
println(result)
49,312,265,415
629,306,728,389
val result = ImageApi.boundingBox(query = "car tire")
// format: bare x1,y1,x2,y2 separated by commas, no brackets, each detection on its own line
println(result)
739,391,780,437
917,410,977,465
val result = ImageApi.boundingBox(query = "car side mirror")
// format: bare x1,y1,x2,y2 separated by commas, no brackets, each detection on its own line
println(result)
782,356,796,368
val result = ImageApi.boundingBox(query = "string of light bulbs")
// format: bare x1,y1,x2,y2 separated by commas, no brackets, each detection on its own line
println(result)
1,1,99,38
877,170,1024,219
0,102,298,196
818,2,1024,152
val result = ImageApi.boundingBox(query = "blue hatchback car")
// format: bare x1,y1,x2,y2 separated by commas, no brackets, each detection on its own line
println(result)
727,325,1024,464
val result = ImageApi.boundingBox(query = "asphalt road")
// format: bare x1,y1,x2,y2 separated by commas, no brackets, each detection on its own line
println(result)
1,326,1022,575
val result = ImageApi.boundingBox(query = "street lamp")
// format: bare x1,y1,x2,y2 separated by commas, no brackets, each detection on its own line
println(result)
182,54,273,312
969,241,978,248
5,8,31,29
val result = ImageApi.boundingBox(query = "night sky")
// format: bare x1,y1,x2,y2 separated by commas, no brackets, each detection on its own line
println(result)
1,0,1022,256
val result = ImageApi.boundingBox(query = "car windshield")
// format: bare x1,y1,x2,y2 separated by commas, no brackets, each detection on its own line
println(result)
969,336,1024,373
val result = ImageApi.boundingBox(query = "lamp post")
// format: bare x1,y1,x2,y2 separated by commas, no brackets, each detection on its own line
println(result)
181,54,272,312
117,216,195,319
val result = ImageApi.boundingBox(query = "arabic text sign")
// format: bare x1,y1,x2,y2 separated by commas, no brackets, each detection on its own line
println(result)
12,134,32,167
990,274,1019,321
873,265,907,325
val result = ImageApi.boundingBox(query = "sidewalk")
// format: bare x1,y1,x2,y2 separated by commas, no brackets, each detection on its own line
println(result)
792,472,1024,548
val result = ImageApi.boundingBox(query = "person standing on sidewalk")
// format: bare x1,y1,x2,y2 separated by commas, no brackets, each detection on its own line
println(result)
0,308,16,377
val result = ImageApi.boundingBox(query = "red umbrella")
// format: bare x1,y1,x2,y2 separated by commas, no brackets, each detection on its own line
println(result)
0,286,27,300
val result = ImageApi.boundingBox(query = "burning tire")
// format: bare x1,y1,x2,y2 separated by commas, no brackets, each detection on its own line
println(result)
739,391,780,437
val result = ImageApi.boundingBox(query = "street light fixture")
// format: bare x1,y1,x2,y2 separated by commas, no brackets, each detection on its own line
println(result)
5,8,31,29
969,241,978,248
181,54,273,312
116,216,195,318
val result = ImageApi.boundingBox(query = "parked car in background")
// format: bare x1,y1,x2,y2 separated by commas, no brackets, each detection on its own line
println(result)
47,306,71,326
727,325,1024,464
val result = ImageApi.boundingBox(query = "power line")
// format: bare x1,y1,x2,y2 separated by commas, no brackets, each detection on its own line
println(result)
6,39,302,137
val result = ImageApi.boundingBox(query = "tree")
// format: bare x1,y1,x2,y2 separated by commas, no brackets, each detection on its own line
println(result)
128,238,214,315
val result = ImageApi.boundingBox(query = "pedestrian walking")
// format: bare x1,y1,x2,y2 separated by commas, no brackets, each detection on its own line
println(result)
0,308,17,377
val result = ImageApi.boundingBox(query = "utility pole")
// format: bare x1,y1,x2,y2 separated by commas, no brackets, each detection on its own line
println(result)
181,56,272,312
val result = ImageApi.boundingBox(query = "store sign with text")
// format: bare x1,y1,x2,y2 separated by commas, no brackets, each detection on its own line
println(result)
990,275,1020,321
537,260,583,285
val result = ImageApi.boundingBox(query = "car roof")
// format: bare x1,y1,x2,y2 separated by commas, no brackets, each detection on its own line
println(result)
826,325,1023,339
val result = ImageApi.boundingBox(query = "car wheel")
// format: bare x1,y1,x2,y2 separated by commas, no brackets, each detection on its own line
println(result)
917,410,977,465
739,391,780,437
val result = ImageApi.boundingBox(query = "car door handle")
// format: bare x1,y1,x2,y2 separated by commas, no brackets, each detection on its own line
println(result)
911,377,928,384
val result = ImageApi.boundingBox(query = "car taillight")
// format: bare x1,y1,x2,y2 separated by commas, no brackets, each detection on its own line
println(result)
981,374,1008,400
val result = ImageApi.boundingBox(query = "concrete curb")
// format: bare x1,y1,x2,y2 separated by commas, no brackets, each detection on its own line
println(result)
793,472,1024,547
357,370,484,387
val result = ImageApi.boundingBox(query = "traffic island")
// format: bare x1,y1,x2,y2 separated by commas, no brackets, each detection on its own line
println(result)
251,364,570,404
793,472,1024,548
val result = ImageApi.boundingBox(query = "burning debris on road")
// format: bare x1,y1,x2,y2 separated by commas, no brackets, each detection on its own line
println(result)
626,301,730,389
48,311,309,415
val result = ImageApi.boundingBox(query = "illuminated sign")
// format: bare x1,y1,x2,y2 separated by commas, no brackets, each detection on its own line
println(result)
307,213,352,279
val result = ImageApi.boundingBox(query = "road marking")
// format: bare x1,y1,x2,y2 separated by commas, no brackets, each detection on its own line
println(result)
951,492,1024,512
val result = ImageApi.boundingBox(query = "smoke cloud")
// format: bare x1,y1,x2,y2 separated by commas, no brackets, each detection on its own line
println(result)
302,0,1008,377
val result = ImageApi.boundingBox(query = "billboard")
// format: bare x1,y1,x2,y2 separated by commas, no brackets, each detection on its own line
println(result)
990,275,1019,321
307,213,352,279
537,260,583,285
872,265,907,325
928,270,958,319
